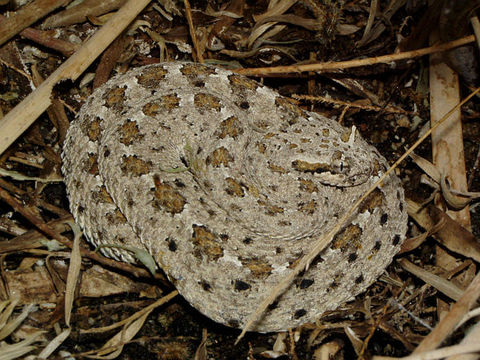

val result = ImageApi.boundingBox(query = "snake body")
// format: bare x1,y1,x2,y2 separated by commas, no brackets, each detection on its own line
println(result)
62,62,408,332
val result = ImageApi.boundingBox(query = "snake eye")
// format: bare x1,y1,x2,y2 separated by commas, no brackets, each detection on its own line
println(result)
331,158,350,175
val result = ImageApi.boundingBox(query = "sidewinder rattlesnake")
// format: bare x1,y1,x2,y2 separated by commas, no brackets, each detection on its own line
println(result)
62,62,408,332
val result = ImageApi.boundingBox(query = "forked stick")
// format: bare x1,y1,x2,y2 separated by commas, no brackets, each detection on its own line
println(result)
235,86,480,343
0,0,152,156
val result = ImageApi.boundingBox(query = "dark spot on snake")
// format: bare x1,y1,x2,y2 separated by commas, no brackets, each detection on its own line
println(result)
199,280,211,291
104,149,110,158
268,301,279,310
180,156,188,167
228,319,240,328
220,234,229,241
239,101,250,109
393,234,401,245
243,237,252,244
310,255,324,267
373,240,381,251
348,253,358,263
355,274,364,284
328,280,338,290
174,179,185,188
294,309,307,319
299,279,314,289
234,280,251,291
77,205,85,213
167,238,177,252
194,80,205,87
275,247,282,254
207,209,216,216
380,213,388,225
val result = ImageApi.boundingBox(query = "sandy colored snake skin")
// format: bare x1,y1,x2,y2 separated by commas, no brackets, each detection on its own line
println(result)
62,62,408,332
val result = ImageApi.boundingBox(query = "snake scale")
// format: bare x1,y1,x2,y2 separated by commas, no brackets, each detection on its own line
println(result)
62,62,408,332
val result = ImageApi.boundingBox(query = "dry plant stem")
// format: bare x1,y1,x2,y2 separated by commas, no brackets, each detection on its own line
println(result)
41,0,127,29
31,64,70,144
0,14,78,57
0,215,72,253
19,27,79,57
293,94,410,114
398,259,465,301
0,0,70,46
80,290,178,334
64,223,81,327
0,186,162,280
357,0,377,46
234,35,474,76
235,87,480,343
183,0,203,63
0,0,152,156
412,270,480,353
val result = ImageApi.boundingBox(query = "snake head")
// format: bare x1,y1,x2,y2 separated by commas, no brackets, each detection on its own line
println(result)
291,145,375,187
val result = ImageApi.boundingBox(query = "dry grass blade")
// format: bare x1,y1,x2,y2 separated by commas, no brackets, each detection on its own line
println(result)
357,0,378,46
0,331,44,360
194,328,208,360
398,259,465,301
37,328,71,359
80,290,178,334
0,300,34,340
0,0,152,156
85,312,152,358
247,0,296,47
0,299,42,360
65,222,83,326
235,87,480,343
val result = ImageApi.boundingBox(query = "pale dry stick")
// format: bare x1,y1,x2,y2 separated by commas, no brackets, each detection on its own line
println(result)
234,35,475,76
412,270,480,353
470,16,480,50
183,0,203,63
235,86,480,343
0,0,152,156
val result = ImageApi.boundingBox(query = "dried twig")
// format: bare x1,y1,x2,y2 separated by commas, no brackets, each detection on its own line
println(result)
183,0,203,63
234,35,474,76
0,0,70,46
